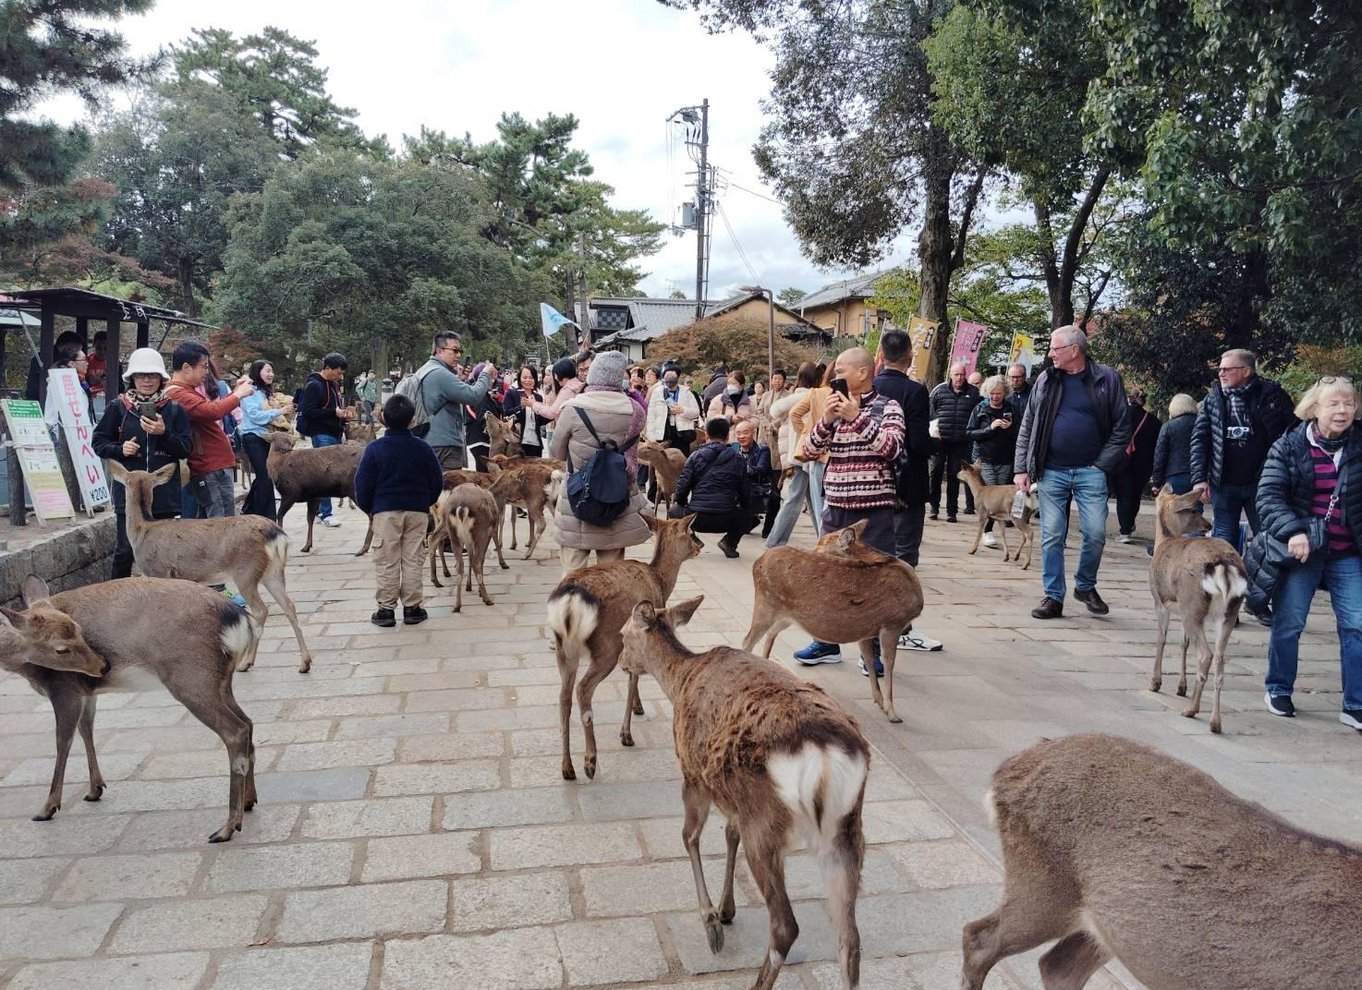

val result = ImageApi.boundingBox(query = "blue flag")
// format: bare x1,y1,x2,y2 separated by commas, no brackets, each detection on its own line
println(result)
540,302,579,339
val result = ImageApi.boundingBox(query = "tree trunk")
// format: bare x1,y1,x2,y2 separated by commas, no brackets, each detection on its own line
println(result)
177,258,199,318
918,137,955,384
1053,164,1112,329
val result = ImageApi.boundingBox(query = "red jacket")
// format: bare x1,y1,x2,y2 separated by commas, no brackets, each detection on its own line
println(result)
166,382,241,475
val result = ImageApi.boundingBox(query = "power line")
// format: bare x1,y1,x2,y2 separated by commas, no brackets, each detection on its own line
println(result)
716,201,760,284
714,171,785,207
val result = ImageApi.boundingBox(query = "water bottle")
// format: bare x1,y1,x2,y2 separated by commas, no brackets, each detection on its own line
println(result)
1011,489,1027,519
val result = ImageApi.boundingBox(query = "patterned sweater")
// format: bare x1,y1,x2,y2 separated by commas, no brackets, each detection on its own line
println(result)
802,391,905,510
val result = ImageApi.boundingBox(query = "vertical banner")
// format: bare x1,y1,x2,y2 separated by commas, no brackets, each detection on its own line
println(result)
950,319,990,376
1,399,74,523
47,369,111,513
907,316,939,382
1009,332,1036,374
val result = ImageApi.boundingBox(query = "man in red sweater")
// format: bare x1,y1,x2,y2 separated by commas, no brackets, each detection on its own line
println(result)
165,341,254,518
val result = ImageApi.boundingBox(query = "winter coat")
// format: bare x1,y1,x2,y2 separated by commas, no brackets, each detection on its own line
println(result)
873,368,931,504
929,381,981,443
298,372,345,439
92,394,193,516
1190,377,1295,487
788,387,832,464
529,377,583,423
706,390,754,423
675,441,751,514
1151,412,1196,488
549,389,650,551
1122,405,1162,484
966,396,1022,468
353,429,444,517
420,360,492,448
768,387,806,466
646,384,701,441
1013,359,1131,481
734,441,772,501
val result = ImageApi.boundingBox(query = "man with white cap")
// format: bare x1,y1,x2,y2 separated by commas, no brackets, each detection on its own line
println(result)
92,348,193,579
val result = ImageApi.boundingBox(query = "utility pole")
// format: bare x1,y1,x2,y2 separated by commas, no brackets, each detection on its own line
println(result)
693,98,709,319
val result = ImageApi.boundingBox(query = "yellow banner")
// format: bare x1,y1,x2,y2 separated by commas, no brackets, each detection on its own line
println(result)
908,316,939,382
1009,332,1036,372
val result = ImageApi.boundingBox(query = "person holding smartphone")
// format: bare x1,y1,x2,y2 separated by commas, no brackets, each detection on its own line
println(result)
92,348,193,579
966,375,1022,548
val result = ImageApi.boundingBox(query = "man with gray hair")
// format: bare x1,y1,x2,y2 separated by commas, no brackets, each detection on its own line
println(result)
1008,363,1031,405
1190,347,1294,546
928,360,980,521
1014,325,1131,620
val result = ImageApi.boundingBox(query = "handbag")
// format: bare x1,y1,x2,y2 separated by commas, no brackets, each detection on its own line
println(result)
1304,477,1345,552
1253,472,1345,565
1126,411,1149,457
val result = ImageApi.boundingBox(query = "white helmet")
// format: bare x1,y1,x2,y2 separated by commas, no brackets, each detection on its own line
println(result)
122,347,169,382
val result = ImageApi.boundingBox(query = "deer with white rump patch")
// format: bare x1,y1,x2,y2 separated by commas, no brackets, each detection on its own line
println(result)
1148,485,1247,733
546,513,701,781
962,732,1362,990
742,520,924,723
621,596,868,990
106,463,311,674
429,483,498,610
957,462,1037,568
1,576,257,843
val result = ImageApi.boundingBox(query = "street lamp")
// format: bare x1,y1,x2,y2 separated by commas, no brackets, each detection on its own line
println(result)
739,285,775,387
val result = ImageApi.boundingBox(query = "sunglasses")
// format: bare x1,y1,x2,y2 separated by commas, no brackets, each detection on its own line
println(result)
1320,375,1352,384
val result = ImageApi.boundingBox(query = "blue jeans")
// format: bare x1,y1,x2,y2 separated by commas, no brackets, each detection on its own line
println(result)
1211,482,1258,545
1267,553,1362,710
807,461,826,532
312,432,342,517
1164,472,1192,495
765,465,817,548
1037,466,1109,602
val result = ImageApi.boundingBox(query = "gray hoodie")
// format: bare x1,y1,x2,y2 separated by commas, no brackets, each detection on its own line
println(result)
418,358,492,449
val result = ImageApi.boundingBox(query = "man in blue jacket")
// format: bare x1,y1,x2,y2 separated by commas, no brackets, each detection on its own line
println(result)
674,417,752,558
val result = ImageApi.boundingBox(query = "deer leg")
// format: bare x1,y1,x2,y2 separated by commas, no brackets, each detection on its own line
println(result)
1150,601,1170,693
473,538,493,607
1038,931,1111,990
452,537,465,613
168,681,253,843
1182,614,1214,723
262,570,312,674
428,519,445,588
718,819,741,924
77,695,105,802
1020,522,1034,569
620,672,640,748
681,780,724,953
879,629,901,724
508,501,519,551
1178,628,1191,697
34,691,82,821
301,499,319,553
861,636,890,717
353,517,374,557
997,517,1013,561
968,515,984,554
524,504,547,559
628,669,644,715
744,830,798,990
1208,604,1238,734
233,584,269,674
221,690,257,811
556,640,582,781
576,652,616,781
491,499,509,570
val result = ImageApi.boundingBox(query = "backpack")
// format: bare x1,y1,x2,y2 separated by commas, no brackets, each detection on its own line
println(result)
565,408,639,526
395,362,441,438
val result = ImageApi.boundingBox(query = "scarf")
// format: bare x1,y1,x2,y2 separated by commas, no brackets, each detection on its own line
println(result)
1223,379,1256,441
122,386,167,409
1309,420,1349,458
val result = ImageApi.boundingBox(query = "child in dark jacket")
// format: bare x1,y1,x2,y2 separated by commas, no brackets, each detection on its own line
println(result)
354,394,444,627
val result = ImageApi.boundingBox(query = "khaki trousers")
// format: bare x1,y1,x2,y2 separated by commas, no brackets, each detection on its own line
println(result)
373,510,429,608
560,547,625,576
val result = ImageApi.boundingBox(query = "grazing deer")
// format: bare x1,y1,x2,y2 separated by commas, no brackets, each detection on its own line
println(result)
2,576,257,843
638,439,687,515
546,514,701,781
343,420,379,443
957,463,1036,569
1149,486,1248,733
963,733,1362,990
621,596,868,990
429,483,498,610
485,412,522,458
106,463,312,674
488,455,564,558
743,521,923,723
267,431,367,554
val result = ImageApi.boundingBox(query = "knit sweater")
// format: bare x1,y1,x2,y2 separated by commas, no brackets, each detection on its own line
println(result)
802,390,904,511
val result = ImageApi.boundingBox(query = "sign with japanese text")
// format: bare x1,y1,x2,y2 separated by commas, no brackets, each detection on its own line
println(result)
1,399,75,523
47,369,110,513
950,319,990,376
907,316,939,382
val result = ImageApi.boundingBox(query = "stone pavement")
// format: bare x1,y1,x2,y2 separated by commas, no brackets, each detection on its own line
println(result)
0,493,1355,989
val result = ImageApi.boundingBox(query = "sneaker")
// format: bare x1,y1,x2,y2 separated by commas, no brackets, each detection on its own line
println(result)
946,515,958,523
716,537,740,559
321,515,342,528
371,607,396,628
1073,588,1110,615
1341,709,1362,730
981,532,999,549
929,510,939,521
858,656,886,677
794,641,842,665
1265,693,1296,718
403,605,429,626
898,630,943,651
1031,597,1064,620
1115,533,1133,544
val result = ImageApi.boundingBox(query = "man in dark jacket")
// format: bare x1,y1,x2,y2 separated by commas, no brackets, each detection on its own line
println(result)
1008,363,1031,406
1014,326,1132,619
298,352,354,527
1191,348,1295,546
674,417,751,558
929,362,980,521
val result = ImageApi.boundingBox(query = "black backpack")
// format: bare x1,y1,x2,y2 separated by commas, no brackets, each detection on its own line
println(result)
565,408,639,526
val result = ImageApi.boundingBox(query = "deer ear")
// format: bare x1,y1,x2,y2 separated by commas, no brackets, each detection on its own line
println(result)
21,576,51,608
151,464,177,486
643,514,661,532
632,601,658,628
850,519,870,538
106,461,128,484
1158,483,1173,496
669,596,704,627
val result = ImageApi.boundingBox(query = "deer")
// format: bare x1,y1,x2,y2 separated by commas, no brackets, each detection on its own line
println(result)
620,596,868,990
638,438,687,515
1148,486,1248,734
488,455,565,558
742,520,923,724
429,483,498,611
267,430,369,554
546,513,702,781
957,463,1037,569
440,469,510,571
1,575,257,843
485,411,522,458
962,733,1362,990
106,463,311,674
343,420,379,443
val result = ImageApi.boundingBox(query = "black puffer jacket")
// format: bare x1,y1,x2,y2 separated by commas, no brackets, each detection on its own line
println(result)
675,441,750,514
929,381,980,442
1190,377,1295,487
92,394,193,516
1151,412,1196,488
966,397,1019,466
1013,359,1131,480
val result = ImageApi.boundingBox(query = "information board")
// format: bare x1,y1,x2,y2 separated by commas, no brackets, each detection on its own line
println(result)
1,399,75,523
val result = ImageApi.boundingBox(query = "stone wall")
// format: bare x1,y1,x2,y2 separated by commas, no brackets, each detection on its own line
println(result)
0,516,116,606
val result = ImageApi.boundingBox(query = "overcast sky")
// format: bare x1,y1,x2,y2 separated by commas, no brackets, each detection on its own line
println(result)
43,0,896,301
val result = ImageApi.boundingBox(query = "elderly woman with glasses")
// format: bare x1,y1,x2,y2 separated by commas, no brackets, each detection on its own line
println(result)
1255,376,1362,730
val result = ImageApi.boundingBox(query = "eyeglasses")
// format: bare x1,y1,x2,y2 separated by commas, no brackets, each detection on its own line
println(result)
1320,375,1352,384
439,346,462,356
1217,365,1248,373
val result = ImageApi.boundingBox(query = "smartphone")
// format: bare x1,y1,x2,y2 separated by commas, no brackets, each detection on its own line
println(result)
829,378,849,398
137,400,158,421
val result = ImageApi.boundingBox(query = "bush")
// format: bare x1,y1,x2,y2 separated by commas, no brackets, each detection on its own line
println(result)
649,316,821,385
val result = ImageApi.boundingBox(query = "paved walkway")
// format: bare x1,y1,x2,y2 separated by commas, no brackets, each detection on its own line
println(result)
0,493,1355,989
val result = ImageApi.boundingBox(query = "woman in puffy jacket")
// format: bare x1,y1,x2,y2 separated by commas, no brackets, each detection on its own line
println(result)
965,375,1020,548
1151,393,1199,494
1255,377,1362,729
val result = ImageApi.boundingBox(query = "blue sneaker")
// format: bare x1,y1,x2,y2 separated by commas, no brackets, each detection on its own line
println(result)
858,647,885,677
794,641,841,665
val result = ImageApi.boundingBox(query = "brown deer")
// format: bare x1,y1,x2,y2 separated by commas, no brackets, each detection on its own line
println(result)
546,514,701,781
742,520,923,723
621,596,868,990
962,733,1362,990
638,438,687,515
957,463,1036,568
106,463,312,674
439,469,512,571
267,431,367,554
488,455,564,558
1149,486,1248,733
485,412,522,458
429,483,498,611
2,576,257,843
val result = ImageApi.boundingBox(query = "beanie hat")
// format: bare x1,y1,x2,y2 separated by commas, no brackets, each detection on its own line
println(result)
122,347,169,382
586,350,629,389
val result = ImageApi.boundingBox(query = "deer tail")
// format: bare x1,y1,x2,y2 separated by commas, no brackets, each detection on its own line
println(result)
546,586,601,665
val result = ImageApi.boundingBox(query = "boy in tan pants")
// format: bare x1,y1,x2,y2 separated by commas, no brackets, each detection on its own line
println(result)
354,394,444,626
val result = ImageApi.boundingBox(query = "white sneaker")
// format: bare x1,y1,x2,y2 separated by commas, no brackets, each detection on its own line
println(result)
1115,533,1133,544
320,516,342,528
898,630,943,652
981,531,999,549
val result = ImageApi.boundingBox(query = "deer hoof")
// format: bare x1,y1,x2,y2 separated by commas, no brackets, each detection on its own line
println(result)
1176,684,1187,697
888,713,904,724
31,806,58,822
632,702,645,716
561,765,576,782
620,731,634,747
704,913,725,953
298,660,311,674
584,756,597,780
1210,717,1223,734
481,596,493,606
83,786,104,802
1180,706,1198,720
207,828,234,844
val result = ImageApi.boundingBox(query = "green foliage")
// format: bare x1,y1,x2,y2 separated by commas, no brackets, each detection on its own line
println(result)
1273,345,1362,403
776,287,806,306
648,316,819,384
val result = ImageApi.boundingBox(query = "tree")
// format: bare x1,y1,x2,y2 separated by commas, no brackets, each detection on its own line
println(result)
649,316,818,383
776,286,806,306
